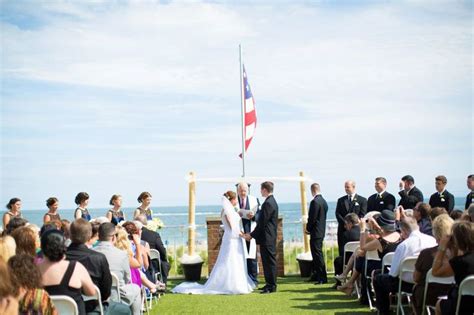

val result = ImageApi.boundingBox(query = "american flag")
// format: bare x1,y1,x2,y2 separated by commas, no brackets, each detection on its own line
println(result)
240,65,257,158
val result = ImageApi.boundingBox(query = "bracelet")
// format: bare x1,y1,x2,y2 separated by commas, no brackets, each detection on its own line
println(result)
438,246,446,252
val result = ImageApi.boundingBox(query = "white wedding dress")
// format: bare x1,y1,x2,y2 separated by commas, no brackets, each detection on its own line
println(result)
172,197,255,295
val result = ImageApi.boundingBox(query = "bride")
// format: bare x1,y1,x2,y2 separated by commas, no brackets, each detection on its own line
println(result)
172,191,255,294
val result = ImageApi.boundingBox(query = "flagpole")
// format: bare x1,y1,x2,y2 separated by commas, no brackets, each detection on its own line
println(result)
239,44,246,178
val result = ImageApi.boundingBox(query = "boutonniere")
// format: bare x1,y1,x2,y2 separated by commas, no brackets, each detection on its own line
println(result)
354,201,359,206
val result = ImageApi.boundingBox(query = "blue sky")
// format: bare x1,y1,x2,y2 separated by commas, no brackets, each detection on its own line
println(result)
1,0,472,209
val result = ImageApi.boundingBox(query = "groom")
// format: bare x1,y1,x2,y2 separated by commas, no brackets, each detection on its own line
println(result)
243,181,279,294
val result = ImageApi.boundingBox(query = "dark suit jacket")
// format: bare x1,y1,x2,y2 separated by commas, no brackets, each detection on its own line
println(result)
335,194,368,229
251,195,278,246
306,194,328,239
466,192,474,210
66,243,111,312
429,190,455,213
398,186,424,209
367,191,396,212
343,225,361,243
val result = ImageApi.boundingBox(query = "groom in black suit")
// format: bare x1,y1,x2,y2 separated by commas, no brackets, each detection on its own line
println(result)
244,181,279,294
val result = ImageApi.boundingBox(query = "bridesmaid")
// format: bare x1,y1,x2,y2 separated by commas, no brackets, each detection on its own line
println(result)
3,198,22,230
74,192,91,221
133,192,153,220
106,194,125,225
43,197,61,224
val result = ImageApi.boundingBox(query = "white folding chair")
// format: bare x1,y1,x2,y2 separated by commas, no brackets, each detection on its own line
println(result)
82,284,104,315
455,275,474,315
396,256,418,315
50,295,79,315
110,272,121,303
422,268,454,315
141,286,151,315
149,249,163,283
364,250,381,310
342,242,360,298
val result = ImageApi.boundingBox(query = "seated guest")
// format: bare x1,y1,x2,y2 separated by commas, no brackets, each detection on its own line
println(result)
135,214,170,283
430,207,448,221
464,204,474,222
412,214,454,315
66,219,111,313
449,209,463,221
86,221,100,248
60,219,71,246
3,217,27,236
8,254,57,315
0,235,16,263
43,197,61,224
0,259,18,315
373,217,437,315
433,221,474,315
398,175,424,210
367,177,396,212
39,230,94,315
429,176,455,213
94,223,141,315
414,203,433,235
11,226,37,257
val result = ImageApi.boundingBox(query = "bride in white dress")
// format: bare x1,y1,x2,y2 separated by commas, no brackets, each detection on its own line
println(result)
172,191,255,295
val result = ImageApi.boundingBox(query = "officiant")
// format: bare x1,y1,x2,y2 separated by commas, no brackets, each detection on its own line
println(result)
237,182,260,285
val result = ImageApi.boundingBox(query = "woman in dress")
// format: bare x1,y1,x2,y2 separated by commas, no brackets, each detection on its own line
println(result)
134,192,153,220
74,192,91,221
106,194,125,225
3,198,22,230
172,191,255,295
43,197,61,224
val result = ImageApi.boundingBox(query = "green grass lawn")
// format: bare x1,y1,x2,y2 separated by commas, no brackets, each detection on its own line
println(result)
151,276,373,314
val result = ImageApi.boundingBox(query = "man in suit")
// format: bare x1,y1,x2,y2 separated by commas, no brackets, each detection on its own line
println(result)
237,182,259,285
367,177,396,212
398,175,424,209
305,183,328,284
135,214,170,283
335,180,367,256
429,175,455,213
94,223,141,315
466,174,474,210
244,181,279,294
66,218,112,313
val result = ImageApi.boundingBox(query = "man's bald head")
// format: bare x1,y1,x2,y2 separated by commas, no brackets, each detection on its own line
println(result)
344,180,356,195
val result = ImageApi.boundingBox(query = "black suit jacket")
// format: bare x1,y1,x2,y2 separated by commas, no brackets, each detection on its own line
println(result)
306,195,328,239
466,192,474,210
429,190,455,213
343,225,361,242
251,195,278,246
66,243,111,312
367,191,396,212
398,186,424,209
141,227,168,263
335,194,368,228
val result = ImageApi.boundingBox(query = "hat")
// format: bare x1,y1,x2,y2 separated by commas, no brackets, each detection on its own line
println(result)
376,210,396,232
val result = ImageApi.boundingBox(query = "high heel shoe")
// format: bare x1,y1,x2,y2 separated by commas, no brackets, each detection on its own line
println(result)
336,283,353,296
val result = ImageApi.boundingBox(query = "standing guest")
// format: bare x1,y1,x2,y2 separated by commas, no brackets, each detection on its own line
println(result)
0,235,16,263
107,194,125,225
134,192,153,220
414,203,433,235
398,175,424,209
39,230,95,315
305,183,328,284
8,254,57,315
94,223,141,315
373,217,437,315
74,192,91,221
412,214,454,315
3,198,22,230
429,176,455,213
11,227,37,257
3,217,27,236
433,221,474,315
236,182,259,285
66,219,111,313
335,180,368,256
466,174,474,210
367,177,396,212
43,197,61,224
135,214,170,284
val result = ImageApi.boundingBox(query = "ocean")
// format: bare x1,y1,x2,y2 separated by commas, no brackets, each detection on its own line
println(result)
13,197,467,247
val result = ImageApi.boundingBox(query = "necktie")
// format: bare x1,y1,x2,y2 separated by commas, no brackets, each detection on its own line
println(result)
242,198,246,209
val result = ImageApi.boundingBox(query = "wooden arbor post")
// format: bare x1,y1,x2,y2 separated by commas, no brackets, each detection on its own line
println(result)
188,171,196,256
299,171,310,253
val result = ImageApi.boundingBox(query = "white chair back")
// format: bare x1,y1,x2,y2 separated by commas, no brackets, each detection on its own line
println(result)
149,248,163,282
365,250,381,262
456,275,474,315
396,256,419,315
382,252,395,273
110,272,121,303
422,268,454,315
149,249,160,260
50,295,79,315
82,285,104,315
343,241,359,269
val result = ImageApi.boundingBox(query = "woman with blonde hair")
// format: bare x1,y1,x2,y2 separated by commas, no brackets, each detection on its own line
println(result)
0,235,16,263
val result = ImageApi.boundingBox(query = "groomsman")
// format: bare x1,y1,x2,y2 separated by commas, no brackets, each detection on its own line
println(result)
335,180,367,256
398,175,424,209
367,177,396,212
305,183,328,284
466,174,474,210
429,175,455,213
237,182,259,285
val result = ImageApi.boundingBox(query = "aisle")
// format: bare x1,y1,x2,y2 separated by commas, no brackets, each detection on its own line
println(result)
151,276,373,314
